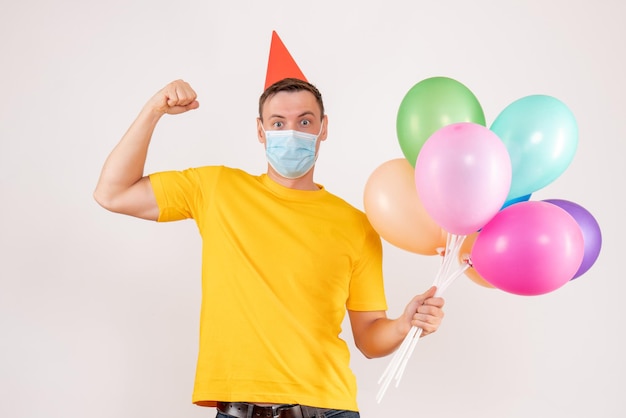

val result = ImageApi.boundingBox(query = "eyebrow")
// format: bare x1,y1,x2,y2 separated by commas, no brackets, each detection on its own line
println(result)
268,111,317,119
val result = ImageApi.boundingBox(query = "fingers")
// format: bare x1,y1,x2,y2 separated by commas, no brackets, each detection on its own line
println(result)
413,286,442,309
159,80,199,114
411,287,445,336
165,80,195,105
423,295,445,309
413,306,444,336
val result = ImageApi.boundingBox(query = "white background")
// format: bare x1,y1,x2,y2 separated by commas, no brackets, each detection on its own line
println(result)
1,1,624,417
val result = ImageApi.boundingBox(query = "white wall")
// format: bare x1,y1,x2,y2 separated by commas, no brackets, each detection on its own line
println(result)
1,1,623,417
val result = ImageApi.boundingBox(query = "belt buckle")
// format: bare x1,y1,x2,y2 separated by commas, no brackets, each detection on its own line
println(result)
248,404,277,418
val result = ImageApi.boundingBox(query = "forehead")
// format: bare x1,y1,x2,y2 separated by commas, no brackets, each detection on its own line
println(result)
262,90,321,119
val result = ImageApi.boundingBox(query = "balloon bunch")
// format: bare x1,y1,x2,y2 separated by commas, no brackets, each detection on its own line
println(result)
365,77,602,402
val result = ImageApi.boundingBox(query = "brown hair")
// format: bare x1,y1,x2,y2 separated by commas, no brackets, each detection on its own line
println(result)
258,78,325,121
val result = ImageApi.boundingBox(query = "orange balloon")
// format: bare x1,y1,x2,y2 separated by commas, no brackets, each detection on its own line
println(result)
459,232,495,288
364,158,447,255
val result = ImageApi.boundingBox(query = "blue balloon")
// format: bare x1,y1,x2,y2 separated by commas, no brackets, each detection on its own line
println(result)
491,95,578,201
501,193,531,210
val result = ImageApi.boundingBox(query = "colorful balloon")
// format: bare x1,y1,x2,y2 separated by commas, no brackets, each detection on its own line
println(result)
543,199,602,279
471,201,584,296
364,158,447,255
490,95,578,201
396,77,486,166
414,122,512,236
501,193,531,210
459,232,495,289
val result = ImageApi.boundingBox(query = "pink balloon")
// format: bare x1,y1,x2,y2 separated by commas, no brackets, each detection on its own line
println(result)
414,122,512,235
471,201,584,296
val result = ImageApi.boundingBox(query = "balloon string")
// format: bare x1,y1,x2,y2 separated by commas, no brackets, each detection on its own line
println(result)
376,233,467,403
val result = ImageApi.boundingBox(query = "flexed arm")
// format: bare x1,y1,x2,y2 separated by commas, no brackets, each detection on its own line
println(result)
93,80,199,220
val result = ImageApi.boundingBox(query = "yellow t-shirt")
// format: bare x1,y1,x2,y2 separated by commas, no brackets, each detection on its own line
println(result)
149,166,387,411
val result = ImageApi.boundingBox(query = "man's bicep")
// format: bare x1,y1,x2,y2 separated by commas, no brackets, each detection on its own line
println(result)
113,176,160,221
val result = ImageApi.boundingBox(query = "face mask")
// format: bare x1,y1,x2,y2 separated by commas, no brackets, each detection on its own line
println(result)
263,123,323,179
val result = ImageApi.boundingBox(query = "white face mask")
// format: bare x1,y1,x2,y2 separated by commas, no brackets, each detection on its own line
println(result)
262,123,323,179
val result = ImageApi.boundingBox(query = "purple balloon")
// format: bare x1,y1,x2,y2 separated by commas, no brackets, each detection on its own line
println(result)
543,199,602,279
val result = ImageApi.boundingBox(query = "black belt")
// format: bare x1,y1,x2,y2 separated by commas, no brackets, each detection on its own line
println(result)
216,401,328,418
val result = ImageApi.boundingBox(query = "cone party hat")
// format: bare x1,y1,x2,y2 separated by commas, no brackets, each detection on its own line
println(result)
264,31,307,90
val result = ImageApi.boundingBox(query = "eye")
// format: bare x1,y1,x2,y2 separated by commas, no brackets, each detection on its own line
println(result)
300,120,310,127
272,121,284,128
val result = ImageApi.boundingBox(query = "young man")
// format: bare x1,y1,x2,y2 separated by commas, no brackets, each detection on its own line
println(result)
94,76,444,417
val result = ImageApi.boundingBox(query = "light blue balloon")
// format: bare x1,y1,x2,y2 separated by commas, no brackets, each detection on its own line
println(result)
490,95,578,201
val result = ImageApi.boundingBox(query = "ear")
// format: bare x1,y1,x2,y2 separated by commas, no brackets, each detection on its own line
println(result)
257,118,265,143
319,115,329,142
